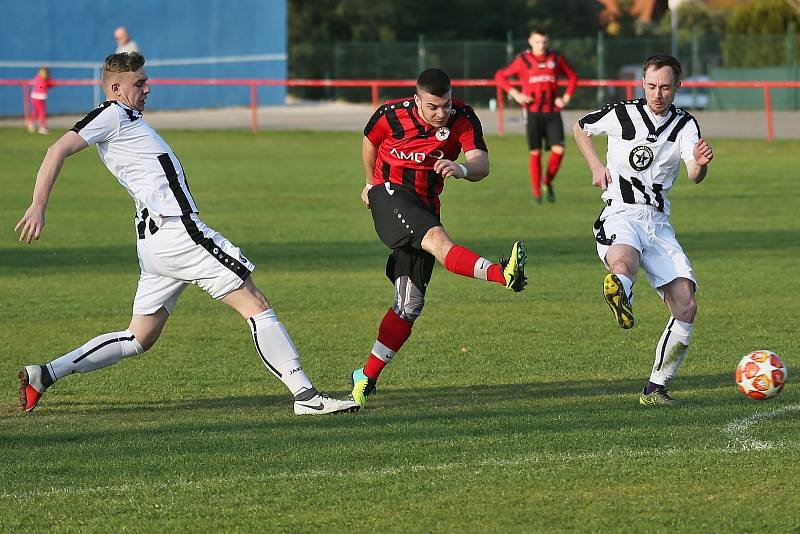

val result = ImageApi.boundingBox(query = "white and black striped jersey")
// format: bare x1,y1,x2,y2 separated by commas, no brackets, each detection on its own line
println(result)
578,99,700,215
71,101,198,217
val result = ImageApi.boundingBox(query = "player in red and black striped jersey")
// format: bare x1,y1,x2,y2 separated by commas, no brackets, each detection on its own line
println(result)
495,27,578,203
349,69,527,408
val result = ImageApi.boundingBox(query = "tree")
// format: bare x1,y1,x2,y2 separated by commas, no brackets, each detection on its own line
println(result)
721,0,800,67
287,0,605,83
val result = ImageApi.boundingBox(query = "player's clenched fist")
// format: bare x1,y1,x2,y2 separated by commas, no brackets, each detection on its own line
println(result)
693,138,713,166
433,158,464,179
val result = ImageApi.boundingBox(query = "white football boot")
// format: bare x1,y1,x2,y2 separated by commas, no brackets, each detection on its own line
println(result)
294,391,360,415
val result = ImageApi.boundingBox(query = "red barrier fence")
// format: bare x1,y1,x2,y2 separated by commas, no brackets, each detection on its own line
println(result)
2,78,799,140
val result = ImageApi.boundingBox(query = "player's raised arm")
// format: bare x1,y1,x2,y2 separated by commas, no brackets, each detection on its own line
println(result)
686,138,712,184
15,130,89,243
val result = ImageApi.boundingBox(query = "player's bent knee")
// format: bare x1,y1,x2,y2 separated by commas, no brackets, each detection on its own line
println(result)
392,276,425,323
121,329,146,357
682,298,698,323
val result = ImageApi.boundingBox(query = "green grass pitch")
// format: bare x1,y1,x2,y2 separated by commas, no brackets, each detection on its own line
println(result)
1,128,798,532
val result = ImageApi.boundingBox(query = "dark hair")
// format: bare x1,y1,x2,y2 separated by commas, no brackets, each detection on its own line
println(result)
416,68,451,97
642,54,682,80
529,27,548,37
103,51,145,74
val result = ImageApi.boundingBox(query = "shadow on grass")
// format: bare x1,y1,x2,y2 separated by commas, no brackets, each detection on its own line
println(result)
3,227,797,274
2,371,749,437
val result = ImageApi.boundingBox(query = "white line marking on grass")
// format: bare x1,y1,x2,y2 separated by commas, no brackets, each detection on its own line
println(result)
0,450,684,500
722,404,800,451
5,444,800,500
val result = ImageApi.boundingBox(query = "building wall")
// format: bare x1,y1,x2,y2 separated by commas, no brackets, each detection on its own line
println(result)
0,0,286,116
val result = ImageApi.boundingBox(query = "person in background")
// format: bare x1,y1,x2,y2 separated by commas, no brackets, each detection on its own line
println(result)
114,27,140,53
495,27,578,204
27,67,54,135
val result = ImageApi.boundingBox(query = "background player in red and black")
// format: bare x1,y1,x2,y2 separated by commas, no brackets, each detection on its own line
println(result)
495,27,578,203
349,68,527,408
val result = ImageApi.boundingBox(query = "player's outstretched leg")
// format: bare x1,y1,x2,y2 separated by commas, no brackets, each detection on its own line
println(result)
603,273,634,329
442,241,527,292
18,330,145,413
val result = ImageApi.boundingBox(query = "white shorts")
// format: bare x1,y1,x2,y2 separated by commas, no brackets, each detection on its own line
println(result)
593,203,696,294
133,213,255,315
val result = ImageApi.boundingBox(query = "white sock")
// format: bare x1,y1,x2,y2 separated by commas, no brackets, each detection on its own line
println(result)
615,273,634,305
48,330,144,379
649,318,694,385
248,309,314,396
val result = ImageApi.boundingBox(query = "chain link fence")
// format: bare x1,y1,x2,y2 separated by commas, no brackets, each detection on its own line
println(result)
307,32,799,110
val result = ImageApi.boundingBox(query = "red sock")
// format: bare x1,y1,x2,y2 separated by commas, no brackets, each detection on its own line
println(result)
363,308,413,380
529,153,542,197
444,245,505,285
545,151,564,184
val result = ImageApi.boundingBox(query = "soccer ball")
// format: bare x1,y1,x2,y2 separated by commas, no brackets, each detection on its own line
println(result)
735,350,788,400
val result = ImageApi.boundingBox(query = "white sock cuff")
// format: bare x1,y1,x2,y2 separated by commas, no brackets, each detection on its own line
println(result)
249,308,278,330
122,329,145,356
616,273,634,298
370,341,396,362
473,257,491,280
671,318,694,338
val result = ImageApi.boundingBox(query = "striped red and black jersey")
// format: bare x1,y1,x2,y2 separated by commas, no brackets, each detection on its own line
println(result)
364,97,487,215
495,50,578,113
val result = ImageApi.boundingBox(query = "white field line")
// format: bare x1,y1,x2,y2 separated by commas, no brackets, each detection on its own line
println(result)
722,403,800,451
3,440,800,500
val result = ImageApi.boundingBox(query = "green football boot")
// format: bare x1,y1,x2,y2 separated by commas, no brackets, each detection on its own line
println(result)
639,386,679,407
349,367,376,408
500,241,527,292
603,273,634,329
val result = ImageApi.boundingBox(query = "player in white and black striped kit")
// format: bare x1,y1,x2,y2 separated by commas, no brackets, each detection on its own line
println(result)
15,52,358,415
572,54,714,406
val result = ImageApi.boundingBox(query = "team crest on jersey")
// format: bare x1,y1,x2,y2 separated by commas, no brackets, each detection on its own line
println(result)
629,145,654,171
435,127,450,141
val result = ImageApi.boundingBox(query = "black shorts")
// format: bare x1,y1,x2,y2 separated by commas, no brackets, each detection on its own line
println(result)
525,111,565,151
368,182,439,292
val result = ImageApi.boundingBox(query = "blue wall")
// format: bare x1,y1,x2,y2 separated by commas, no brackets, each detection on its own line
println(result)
0,0,286,116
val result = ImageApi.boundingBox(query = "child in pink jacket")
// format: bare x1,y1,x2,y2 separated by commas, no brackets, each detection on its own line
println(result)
27,67,54,134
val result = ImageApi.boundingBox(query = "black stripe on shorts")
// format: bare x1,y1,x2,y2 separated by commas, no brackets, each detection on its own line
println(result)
179,215,249,281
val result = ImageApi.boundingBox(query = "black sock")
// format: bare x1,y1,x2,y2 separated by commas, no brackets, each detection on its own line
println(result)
40,365,54,388
644,381,662,395
293,387,319,401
